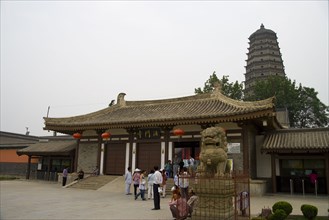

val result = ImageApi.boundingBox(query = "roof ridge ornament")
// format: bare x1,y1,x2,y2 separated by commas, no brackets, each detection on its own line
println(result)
211,81,222,98
117,93,126,107
213,81,222,93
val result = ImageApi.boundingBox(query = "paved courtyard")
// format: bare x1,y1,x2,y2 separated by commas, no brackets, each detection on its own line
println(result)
1,178,328,219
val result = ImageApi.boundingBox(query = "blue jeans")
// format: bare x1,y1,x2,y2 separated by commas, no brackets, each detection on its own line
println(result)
135,189,146,200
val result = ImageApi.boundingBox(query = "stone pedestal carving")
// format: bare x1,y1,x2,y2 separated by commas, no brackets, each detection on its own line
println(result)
193,127,234,220
193,178,234,220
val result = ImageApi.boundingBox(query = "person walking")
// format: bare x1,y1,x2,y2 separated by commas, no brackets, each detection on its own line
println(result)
188,155,195,175
62,167,68,187
308,169,318,193
135,170,147,200
132,168,141,196
173,154,180,178
164,160,172,178
152,165,163,210
124,167,132,195
147,170,155,200
161,169,168,198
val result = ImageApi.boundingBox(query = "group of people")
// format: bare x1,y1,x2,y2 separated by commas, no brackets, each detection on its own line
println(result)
125,166,167,201
124,164,198,219
162,155,197,179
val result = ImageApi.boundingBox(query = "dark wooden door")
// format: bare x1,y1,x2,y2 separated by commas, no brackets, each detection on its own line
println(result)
137,142,161,172
105,143,126,175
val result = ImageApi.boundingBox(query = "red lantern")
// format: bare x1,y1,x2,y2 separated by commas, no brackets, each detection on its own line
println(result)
101,132,111,139
73,132,81,139
173,128,184,136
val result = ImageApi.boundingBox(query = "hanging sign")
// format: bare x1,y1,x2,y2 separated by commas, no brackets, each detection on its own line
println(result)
137,128,161,139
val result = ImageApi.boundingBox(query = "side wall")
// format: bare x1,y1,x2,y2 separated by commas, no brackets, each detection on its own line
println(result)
78,142,98,173
0,149,38,176
255,135,271,178
255,135,272,192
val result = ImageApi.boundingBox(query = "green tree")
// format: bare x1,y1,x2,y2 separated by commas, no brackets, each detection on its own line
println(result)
247,76,329,128
294,86,329,128
195,72,243,100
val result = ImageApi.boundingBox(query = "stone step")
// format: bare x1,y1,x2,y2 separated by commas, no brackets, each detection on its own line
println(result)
69,175,119,190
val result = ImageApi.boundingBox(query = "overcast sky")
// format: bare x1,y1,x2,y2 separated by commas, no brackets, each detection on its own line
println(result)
1,1,328,136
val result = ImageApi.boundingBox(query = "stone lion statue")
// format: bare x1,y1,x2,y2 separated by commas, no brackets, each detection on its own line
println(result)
197,126,228,177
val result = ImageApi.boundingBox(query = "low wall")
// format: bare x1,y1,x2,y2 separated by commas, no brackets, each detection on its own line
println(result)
250,179,267,196
58,173,79,186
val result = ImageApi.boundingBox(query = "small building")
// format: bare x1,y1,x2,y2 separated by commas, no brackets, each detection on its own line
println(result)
16,137,76,180
261,128,329,194
0,131,39,176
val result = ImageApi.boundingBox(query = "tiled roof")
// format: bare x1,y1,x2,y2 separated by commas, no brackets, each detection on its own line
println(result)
262,128,329,153
249,24,276,39
17,140,76,156
0,131,39,148
44,90,276,133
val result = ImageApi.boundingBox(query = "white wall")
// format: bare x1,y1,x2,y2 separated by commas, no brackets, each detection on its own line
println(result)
256,135,271,178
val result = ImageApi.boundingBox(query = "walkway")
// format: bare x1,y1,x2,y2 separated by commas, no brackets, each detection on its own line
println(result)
1,177,328,219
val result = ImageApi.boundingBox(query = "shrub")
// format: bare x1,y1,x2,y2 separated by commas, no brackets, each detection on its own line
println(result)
301,204,318,220
272,201,293,216
269,209,287,220
0,175,19,181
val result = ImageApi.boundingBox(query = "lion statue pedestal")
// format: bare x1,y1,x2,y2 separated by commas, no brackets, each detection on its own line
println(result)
193,127,234,220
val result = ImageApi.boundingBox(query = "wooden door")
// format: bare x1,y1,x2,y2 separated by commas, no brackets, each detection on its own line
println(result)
137,142,161,172
105,143,126,175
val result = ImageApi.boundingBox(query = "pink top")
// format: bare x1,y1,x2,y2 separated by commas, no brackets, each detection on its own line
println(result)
309,173,318,184
169,197,188,218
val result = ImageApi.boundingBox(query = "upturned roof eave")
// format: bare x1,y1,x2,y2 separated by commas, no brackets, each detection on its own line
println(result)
44,109,275,134
43,91,275,123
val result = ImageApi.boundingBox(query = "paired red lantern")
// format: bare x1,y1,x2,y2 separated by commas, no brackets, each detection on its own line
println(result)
73,132,81,139
101,132,111,139
173,128,184,136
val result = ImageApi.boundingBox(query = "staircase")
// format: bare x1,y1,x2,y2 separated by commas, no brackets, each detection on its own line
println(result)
165,178,175,195
69,175,119,190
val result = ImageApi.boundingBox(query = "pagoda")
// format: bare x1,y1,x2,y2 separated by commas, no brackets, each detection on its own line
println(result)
244,24,285,98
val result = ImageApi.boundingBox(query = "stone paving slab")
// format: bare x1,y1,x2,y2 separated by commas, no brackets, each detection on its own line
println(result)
1,178,328,220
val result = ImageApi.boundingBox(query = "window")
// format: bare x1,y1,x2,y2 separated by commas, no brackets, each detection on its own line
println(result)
281,159,325,177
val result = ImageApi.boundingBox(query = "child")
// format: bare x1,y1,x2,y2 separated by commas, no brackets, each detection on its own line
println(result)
135,170,146,200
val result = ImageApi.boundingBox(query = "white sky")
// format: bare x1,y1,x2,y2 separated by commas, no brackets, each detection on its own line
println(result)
1,1,328,136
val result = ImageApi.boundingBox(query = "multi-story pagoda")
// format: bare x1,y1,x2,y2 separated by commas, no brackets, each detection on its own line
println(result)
244,24,286,98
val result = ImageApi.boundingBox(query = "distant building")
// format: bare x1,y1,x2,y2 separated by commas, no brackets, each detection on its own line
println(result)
244,24,286,98
0,131,75,180
0,131,39,176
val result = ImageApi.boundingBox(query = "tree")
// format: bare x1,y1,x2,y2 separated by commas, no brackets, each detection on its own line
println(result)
195,72,243,100
294,86,329,128
247,76,329,128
